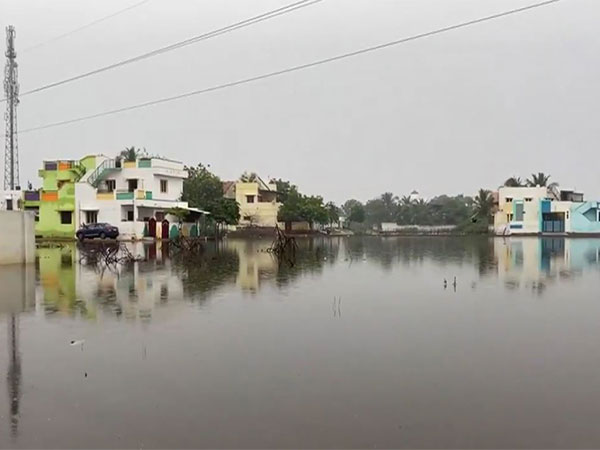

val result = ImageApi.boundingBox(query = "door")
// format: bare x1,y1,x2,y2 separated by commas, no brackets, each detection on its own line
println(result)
149,217,157,238
161,219,169,239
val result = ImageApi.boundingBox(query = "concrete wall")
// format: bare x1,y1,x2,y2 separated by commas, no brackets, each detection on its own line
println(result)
0,263,35,312
0,211,35,265
570,201,600,233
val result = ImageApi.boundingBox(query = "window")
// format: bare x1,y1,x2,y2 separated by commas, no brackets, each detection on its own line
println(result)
566,211,570,220
127,210,134,221
525,198,533,202
86,211,98,224
597,210,600,222
60,211,72,224
507,213,514,222
106,180,116,191
514,202,524,221
160,179,168,193
246,195,255,203
127,179,138,192
505,197,513,203
6,199,13,211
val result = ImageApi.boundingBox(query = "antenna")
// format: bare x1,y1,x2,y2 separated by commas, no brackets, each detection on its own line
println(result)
4,25,19,190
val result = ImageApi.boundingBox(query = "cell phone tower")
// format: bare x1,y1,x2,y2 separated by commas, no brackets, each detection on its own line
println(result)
4,25,19,190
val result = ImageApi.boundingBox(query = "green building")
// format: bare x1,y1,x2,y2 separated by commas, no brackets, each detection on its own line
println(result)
24,156,96,239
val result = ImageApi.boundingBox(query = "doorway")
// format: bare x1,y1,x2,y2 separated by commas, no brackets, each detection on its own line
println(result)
161,219,169,239
149,217,157,238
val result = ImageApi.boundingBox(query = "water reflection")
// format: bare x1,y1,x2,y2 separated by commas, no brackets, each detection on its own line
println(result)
4,236,600,446
29,236,600,319
494,237,600,293
0,264,34,439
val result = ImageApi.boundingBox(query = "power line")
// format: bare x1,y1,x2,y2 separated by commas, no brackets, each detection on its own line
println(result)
10,0,322,101
21,0,152,53
17,0,562,135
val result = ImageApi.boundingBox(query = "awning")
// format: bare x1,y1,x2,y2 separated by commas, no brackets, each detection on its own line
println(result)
185,207,210,215
80,206,99,211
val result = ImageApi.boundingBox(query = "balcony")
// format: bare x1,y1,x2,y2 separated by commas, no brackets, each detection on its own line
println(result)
96,192,114,200
116,191,134,200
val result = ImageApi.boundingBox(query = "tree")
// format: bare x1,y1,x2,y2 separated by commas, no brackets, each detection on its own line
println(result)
271,178,293,203
473,189,494,222
526,172,551,187
380,192,398,213
210,198,240,225
120,146,139,162
325,201,340,226
342,199,362,218
239,171,258,182
277,187,328,229
347,204,365,224
504,176,523,187
167,207,188,229
183,164,239,226
301,195,328,229
278,185,304,224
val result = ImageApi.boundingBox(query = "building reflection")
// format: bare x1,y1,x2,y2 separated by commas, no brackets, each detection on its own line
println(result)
495,237,600,292
34,237,600,316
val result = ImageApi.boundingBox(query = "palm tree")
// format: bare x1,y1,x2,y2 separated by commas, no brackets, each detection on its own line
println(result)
399,195,413,206
380,192,398,222
526,172,551,187
504,176,523,187
396,195,414,224
239,171,258,182
120,146,138,162
473,189,494,221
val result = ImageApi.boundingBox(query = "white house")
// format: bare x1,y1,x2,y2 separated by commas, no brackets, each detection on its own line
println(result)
74,155,204,240
0,189,23,210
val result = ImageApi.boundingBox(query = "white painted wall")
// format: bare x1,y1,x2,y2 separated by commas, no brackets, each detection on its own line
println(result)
0,211,35,265
0,190,23,210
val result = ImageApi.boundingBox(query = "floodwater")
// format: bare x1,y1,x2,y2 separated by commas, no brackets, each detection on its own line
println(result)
1,236,600,448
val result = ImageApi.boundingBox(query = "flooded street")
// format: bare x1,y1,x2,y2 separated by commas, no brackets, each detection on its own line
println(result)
2,236,600,448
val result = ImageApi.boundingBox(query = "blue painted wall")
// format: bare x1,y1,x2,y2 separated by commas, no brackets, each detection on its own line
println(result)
570,202,600,233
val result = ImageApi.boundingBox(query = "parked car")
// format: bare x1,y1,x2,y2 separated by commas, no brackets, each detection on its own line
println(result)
76,223,119,241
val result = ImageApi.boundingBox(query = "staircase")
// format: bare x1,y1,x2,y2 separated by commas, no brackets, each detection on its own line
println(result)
87,159,120,187
72,164,87,181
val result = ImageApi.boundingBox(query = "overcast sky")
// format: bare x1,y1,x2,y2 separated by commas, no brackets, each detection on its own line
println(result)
0,0,597,203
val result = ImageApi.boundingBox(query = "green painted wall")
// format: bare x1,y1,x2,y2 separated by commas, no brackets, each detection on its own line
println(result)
31,159,92,239
80,155,97,172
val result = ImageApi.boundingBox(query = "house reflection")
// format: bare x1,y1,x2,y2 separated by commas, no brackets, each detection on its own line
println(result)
37,242,184,322
226,240,277,293
494,237,600,292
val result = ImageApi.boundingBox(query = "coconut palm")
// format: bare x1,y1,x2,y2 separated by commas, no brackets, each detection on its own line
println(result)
473,189,494,220
239,172,258,182
120,146,138,162
504,176,523,187
526,172,551,187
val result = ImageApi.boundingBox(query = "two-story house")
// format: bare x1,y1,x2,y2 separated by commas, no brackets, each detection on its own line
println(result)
223,175,281,227
26,154,204,239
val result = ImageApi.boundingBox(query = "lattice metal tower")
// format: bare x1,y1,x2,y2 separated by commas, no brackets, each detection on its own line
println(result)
4,25,19,190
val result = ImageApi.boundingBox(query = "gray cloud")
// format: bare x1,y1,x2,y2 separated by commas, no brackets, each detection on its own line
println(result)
1,0,596,203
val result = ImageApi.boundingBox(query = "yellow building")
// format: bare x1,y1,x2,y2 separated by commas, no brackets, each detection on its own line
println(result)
223,175,281,227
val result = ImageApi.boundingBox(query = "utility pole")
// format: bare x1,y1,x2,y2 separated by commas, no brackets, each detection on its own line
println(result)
4,25,19,190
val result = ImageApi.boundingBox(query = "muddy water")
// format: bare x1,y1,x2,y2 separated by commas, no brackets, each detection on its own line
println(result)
1,237,600,448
